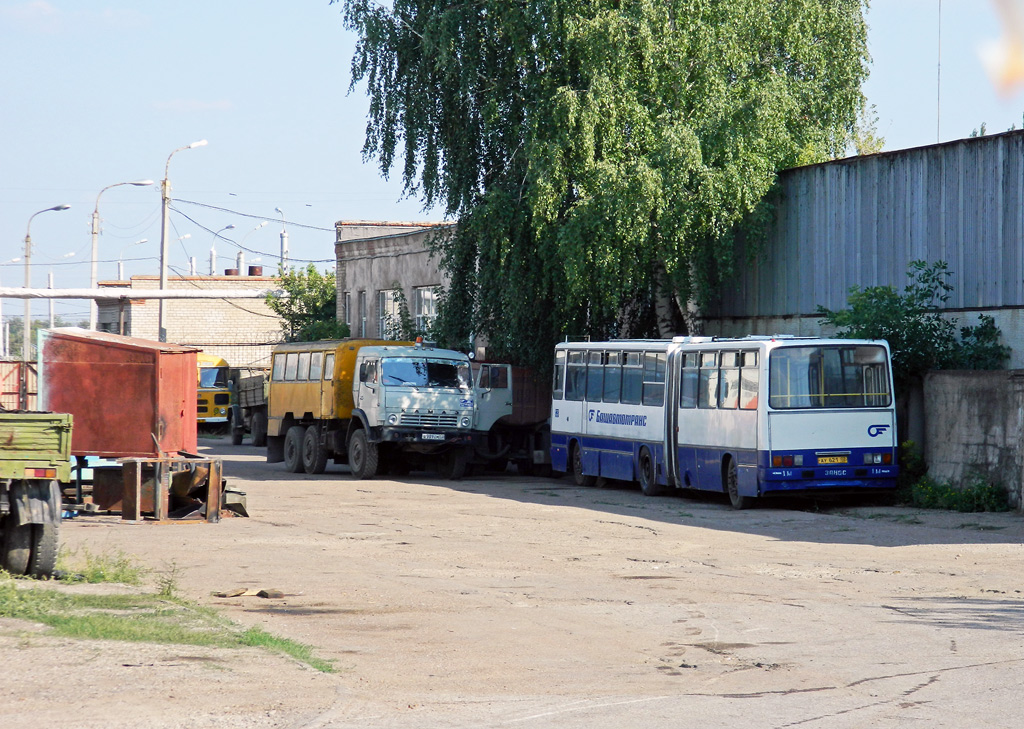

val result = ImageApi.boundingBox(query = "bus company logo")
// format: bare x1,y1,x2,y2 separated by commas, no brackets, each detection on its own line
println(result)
867,424,890,437
591,410,648,427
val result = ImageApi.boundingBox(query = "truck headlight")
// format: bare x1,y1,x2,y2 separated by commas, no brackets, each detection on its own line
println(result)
460,417,471,428
388,414,399,425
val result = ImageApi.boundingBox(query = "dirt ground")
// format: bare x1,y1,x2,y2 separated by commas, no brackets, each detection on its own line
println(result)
3,439,1024,729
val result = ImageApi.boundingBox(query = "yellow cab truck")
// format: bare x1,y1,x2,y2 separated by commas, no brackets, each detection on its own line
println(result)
265,338,478,479
196,353,232,427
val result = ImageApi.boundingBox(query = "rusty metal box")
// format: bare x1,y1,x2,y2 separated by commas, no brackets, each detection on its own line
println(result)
38,329,199,458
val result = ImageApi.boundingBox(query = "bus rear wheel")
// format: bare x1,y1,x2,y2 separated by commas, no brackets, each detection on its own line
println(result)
571,442,596,487
725,457,753,510
638,447,662,496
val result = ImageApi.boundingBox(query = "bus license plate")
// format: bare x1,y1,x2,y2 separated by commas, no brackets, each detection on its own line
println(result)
818,455,848,464
421,433,446,441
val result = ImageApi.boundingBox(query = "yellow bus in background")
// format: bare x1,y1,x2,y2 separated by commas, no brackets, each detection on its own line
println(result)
197,353,231,426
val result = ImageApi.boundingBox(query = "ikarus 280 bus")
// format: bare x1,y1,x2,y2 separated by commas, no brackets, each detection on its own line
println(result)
550,336,898,508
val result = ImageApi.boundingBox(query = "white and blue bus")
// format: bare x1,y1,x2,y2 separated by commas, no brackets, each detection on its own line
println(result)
549,336,898,508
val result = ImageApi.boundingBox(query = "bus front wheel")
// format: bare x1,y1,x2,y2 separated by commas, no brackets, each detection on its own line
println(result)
571,443,596,487
725,458,753,510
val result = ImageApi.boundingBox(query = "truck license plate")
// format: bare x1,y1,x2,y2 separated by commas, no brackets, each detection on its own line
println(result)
818,455,848,464
421,433,446,441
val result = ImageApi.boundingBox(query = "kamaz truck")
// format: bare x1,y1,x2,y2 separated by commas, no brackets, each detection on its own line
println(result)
265,339,477,479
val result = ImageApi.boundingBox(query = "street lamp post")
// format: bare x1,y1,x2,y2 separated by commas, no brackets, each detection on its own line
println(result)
275,207,289,272
208,224,235,275
117,239,149,280
24,204,71,363
90,179,153,330
159,140,206,342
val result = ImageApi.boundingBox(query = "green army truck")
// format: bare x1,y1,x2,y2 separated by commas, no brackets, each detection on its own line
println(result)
0,411,72,578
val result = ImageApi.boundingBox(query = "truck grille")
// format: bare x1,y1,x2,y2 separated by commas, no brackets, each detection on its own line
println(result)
400,413,458,428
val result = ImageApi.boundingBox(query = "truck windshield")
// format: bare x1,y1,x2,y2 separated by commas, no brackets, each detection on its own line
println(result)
381,358,471,389
768,345,891,409
199,367,229,388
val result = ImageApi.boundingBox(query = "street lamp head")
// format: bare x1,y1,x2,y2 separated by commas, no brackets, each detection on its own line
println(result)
130,180,155,186
51,204,71,212
177,233,192,241
189,139,208,149
225,224,236,230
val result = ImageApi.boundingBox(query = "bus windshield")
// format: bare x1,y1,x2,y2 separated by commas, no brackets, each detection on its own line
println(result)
768,345,891,409
381,358,471,389
199,367,229,388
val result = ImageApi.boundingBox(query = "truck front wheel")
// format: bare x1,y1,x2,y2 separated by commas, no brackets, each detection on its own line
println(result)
349,429,379,479
283,426,306,473
251,410,268,448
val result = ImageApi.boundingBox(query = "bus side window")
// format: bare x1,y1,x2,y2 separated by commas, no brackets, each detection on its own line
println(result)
272,354,286,381
285,352,299,381
566,351,585,401
621,352,642,404
603,352,621,403
698,351,719,409
680,353,698,408
739,350,758,409
586,351,604,402
552,350,565,400
309,351,323,381
719,351,739,409
642,352,666,406
323,353,335,380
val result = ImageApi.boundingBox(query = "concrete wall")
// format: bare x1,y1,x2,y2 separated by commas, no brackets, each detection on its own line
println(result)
923,370,1024,509
96,275,284,368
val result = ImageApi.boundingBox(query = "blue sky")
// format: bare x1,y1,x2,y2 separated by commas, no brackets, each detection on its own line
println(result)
2,1,1023,324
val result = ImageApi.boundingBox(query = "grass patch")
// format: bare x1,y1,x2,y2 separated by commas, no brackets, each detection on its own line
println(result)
55,547,146,585
907,474,1010,513
0,572,334,673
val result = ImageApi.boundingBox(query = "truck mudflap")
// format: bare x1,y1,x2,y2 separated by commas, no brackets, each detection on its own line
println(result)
5,480,62,525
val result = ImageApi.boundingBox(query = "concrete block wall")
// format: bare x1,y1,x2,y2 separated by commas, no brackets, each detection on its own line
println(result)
923,370,1024,509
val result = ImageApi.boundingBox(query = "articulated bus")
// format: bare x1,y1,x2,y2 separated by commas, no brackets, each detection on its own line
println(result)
549,336,898,508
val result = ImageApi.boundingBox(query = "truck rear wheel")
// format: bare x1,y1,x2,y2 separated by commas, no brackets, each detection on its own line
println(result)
283,426,306,473
349,429,378,479
251,410,268,447
302,427,328,474
1,491,58,578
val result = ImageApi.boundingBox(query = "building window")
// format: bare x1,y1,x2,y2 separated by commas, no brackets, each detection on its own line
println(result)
357,290,366,337
343,291,351,328
413,286,437,333
378,289,402,339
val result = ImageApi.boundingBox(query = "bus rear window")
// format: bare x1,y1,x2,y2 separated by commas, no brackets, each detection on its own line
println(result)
768,345,891,409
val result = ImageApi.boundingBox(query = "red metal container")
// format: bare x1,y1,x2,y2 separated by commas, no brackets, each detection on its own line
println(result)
38,329,199,458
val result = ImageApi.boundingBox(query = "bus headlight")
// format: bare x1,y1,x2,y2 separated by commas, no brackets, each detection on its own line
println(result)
388,414,399,425
460,417,471,428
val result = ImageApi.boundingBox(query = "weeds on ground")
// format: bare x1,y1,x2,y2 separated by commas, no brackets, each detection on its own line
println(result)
908,474,1010,513
55,547,145,585
0,550,334,673
893,441,1010,513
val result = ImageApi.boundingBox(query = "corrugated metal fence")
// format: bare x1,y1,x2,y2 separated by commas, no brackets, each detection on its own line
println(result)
0,360,37,410
708,129,1024,318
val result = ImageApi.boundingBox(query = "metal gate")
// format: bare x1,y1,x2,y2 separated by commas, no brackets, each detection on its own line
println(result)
0,360,38,410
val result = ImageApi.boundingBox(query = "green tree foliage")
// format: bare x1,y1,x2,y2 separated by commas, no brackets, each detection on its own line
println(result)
339,0,871,368
817,260,1011,390
265,264,350,342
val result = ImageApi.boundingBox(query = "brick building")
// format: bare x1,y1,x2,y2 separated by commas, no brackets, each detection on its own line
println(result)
335,221,453,339
95,274,284,368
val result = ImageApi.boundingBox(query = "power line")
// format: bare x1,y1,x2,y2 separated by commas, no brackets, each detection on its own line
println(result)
173,198,334,232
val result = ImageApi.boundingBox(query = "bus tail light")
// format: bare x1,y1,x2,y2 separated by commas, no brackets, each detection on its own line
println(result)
772,455,803,467
864,453,893,465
